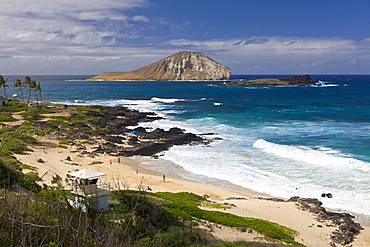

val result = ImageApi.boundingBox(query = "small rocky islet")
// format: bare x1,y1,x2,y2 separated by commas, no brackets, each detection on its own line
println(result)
219,74,318,87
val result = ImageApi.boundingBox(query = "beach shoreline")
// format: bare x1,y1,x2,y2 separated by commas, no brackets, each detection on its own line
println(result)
8,105,370,246
13,134,370,246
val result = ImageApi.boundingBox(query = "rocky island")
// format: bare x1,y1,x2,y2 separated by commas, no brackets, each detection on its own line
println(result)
221,74,318,86
87,51,230,81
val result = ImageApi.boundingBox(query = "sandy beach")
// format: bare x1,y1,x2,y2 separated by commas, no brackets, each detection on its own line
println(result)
13,133,370,247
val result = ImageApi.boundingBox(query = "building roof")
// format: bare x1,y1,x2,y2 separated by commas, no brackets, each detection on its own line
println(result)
68,169,106,179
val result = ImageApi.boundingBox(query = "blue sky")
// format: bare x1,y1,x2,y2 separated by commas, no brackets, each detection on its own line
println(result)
0,0,369,75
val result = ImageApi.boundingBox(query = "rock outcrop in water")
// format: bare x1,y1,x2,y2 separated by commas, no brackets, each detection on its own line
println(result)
87,51,230,81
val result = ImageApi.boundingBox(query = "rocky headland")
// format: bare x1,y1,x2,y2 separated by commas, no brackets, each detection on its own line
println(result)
220,74,318,86
34,105,208,157
87,51,231,81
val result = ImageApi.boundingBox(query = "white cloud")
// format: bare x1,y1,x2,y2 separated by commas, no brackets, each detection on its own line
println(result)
0,0,369,74
167,37,370,73
132,15,150,22
0,0,148,46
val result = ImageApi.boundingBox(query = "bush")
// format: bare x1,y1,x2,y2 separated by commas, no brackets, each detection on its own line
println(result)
0,114,18,122
21,171,42,192
21,107,41,120
0,138,31,153
0,159,21,187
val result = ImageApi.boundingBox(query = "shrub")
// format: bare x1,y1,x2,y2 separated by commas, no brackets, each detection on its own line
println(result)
81,141,92,144
0,114,18,122
0,159,21,187
0,138,31,153
49,116,69,121
21,107,41,120
21,171,42,192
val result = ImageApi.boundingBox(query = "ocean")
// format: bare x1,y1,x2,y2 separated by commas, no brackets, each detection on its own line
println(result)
5,74,370,221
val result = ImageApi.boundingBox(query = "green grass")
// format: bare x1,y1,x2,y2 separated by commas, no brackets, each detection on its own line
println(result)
112,191,302,245
202,202,231,209
153,192,301,245
57,144,68,149
21,164,37,171
228,79,289,86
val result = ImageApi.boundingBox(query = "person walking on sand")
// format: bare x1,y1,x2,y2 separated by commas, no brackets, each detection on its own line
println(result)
162,174,165,181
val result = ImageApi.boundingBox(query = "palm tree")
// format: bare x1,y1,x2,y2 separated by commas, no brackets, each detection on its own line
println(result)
23,76,32,105
0,75,10,114
26,79,36,106
34,82,42,109
0,76,9,100
14,79,26,102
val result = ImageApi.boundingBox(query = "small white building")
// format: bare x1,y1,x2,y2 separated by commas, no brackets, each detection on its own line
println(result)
68,169,111,211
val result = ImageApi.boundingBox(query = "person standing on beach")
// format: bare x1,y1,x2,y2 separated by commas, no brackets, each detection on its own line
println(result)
162,175,165,181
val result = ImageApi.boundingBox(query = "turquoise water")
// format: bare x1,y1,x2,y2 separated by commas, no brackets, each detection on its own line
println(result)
6,74,370,218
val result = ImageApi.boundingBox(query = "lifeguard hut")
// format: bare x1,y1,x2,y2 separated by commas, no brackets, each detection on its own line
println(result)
68,169,111,211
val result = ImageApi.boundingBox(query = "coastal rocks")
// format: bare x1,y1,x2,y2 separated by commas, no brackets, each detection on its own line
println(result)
88,106,162,134
36,104,208,159
87,51,231,81
289,197,363,245
96,127,205,157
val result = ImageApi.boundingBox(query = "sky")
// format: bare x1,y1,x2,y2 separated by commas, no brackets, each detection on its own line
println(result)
0,0,370,75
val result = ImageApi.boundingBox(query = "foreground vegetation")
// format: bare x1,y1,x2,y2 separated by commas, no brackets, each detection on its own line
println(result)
0,188,303,246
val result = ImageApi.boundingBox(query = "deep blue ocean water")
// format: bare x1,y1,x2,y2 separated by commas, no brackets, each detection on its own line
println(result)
5,74,370,219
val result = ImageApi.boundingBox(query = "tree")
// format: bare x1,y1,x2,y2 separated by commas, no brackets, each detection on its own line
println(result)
27,79,37,105
14,79,25,102
22,76,32,105
35,82,42,108
0,75,9,100
0,75,11,115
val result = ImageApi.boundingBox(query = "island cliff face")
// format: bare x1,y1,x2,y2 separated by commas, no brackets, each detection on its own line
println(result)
87,51,231,81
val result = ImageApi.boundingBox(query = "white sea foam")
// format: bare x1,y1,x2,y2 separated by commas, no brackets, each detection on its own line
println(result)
252,139,370,171
151,97,184,103
50,97,370,217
